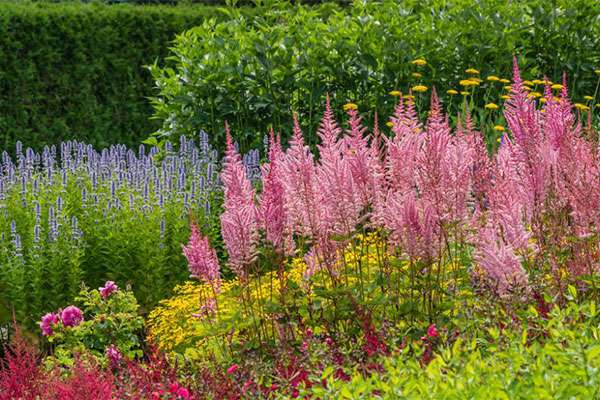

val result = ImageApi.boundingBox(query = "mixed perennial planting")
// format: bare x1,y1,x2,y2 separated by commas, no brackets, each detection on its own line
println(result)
0,132,261,328
151,60,600,361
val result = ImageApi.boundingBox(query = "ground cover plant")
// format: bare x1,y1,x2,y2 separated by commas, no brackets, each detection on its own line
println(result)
0,132,262,330
2,60,600,398
150,0,600,150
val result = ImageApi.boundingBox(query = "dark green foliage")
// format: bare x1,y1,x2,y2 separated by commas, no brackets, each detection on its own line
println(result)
150,0,600,151
0,2,251,151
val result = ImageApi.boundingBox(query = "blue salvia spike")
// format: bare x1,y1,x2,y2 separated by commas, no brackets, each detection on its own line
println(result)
33,224,40,243
57,195,63,214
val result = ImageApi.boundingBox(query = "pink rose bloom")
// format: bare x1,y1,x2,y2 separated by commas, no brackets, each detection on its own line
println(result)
39,312,59,336
105,344,122,365
61,305,84,327
427,324,439,338
99,281,118,299
177,388,190,399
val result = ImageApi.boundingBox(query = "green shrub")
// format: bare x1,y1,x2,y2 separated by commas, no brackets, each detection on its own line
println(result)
306,298,600,399
0,2,253,151
150,0,600,150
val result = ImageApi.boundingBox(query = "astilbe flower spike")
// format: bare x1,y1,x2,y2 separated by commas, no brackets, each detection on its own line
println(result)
182,221,221,291
220,123,258,280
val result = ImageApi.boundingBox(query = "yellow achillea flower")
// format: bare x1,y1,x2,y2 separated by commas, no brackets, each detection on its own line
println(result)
460,79,479,87
499,78,510,84
389,90,401,96
575,103,590,111
528,92,542,98
485,103,499,110
501,95,510,100
503,85,512,91
532,79,544,85
595,69,600,76
540,98,547,103
405,94,415,100
523,86,532,92
447,89,459,95
412,85,428,93
412,72,423,78
460,91,470,96
494,125,505,132
465,68,480,74
486,75,500,82
523,80,534,86
386,121,394,127
411,58,427,66
551,84,564,90
583,95,594,101
343,103,358,111
596,104,600,108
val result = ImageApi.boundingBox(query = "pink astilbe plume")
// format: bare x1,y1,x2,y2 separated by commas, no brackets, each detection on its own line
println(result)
281,114,321,238
475,227,529,297
384,192,439,261
220,123,258,279
182,221,221,291
259,129,293,255
344,108,376,209
315,99,360,236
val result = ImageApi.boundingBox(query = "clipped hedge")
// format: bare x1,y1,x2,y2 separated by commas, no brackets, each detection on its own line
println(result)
150,0,600,150
0,2,252,151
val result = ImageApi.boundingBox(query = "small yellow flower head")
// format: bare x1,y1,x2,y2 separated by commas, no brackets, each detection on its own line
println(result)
596,103,600,108
540,98,548,104
405,94,415,100
574,103,590,111
551,84,564,90
583,95,594,101
499,78,510,84
447,89,459,95
411,58,427,66
493,125,505,132
460,91,470,96
500,95,510,100
411,85,428,93
486,75,500,82
523,80,534,86
389,90,401,97
485,103,499,110
412,72,423,78
532,79,544,85
528,91,542,98
496,137,502,143
503,85,512,91
523,86,532,92
469,77,483,84
460,79,479,87
465,68,480,75
386,121,394,128
343,103,358,111
595,69,600,76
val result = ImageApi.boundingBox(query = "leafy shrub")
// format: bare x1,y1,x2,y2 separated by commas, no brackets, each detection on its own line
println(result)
0,135,262,330
41,282,144,367
150,0,600,150
0,1,257,151
310,299,600,399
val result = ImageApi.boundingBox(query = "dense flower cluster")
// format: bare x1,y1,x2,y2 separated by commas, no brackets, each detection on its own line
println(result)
214,59,599,299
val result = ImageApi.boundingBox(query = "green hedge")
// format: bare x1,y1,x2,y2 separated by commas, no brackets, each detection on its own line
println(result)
150,0,600,151
0,2,251,151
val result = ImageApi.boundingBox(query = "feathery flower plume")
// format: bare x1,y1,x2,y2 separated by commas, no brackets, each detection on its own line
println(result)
220,123,258,279
182,221,221,290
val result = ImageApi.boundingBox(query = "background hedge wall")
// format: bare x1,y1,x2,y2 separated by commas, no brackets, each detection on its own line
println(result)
0,2,251,151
